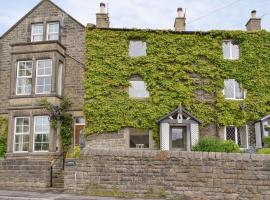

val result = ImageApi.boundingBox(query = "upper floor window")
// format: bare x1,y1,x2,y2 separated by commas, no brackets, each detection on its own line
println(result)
47,22,59,41
129,40,147,57
36,60,52,94
223,79,245,100
16,61,33,95
222,40,239,60
14,117,30,152
57,63,63,96
31,23,44,42
129,78,149,98
34,116,50,152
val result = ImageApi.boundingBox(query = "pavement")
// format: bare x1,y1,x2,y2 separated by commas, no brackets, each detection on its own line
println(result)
0,190,162,200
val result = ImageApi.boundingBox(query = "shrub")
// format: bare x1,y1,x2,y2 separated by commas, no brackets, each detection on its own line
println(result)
257,148,270,154
263,136,270,147
193,137,240,153
0,117,8,158
192,137,224,152
222,140,240,153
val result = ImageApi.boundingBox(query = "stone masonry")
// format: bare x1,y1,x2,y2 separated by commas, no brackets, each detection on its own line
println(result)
65,149,270,200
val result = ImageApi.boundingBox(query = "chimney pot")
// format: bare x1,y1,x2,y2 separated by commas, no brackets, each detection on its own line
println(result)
177,7,184,18
251,10,256,18
100,3,106,13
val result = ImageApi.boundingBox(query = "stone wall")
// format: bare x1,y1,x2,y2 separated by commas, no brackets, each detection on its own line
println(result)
65,149,270,199
0,159,51,191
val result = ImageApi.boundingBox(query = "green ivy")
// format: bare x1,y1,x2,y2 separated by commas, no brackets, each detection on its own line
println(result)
84,28,270,144
40,98,73,152
0,117,8,157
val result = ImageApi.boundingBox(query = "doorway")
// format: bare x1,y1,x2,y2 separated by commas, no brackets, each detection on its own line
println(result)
170,126,187,150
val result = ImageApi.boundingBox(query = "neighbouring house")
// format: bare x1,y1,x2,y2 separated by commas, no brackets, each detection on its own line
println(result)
0,0,269,158
84,6,270,151
0,0,88,158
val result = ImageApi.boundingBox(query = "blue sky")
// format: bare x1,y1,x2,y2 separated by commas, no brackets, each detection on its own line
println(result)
0,0,270,35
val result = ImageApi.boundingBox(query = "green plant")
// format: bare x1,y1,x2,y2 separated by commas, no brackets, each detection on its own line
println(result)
73,145,81,158
257,148,270,154
0,117,8,157
263,136,270,147
40,98,73,153
85,28,270,145
192,137,224,152
222,140,240,153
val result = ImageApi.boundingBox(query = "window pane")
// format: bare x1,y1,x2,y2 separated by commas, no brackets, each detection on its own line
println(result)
235,81,244,99
16,62,32,95
238,126,247,148
129,41,147,57
171,127,185,149
222,41,230,59
226,126,236,142
31,24,44,42
129,80,149,98
232,44,239,59
224,79,235,99
47,23,59,41
34,116,50,151
129,128,149,148
36,60,52,94
14,117,29,152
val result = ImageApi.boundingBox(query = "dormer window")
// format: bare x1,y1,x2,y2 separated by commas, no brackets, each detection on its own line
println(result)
129,77,149,98
31,23,44,42
222,40,239,60
223,79,245,100
129,40,147,57
47,22,59,41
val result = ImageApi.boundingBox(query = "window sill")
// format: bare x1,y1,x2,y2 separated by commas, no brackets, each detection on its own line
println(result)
9,93,63,99
225,98,245,101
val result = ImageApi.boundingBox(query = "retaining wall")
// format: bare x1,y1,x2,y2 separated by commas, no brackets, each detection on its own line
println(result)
65,149,270,199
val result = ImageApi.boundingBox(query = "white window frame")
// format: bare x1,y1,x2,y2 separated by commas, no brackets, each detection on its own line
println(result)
31,23,44,42
13,117,30,153
128,40,147,57
222,40,239,60
128,80,150,98
33,116,50,152
224,125,249,149
223,79,246,100
35,59,52,94
57,63,63,96
46,22,60,41
16,61,33,95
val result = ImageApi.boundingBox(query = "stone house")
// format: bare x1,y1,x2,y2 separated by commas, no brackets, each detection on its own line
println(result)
0,0,87,158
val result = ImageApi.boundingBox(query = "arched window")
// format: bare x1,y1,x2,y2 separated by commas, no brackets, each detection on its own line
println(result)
128,77,149,98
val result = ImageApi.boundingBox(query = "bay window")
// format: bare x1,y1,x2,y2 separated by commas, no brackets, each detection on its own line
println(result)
36,60,52,94
16,61,33,95
34,116,50,152
14,117,30,152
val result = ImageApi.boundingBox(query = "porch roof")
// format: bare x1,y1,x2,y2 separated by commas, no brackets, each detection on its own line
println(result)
157,106,202,124
255,114,270,123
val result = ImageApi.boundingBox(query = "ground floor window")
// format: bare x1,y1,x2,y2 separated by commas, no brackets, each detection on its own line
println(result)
74,117,85,148
14,117,30,152
170,126,186,149
225,125,248,148
129,128,150,148
34,116,50,151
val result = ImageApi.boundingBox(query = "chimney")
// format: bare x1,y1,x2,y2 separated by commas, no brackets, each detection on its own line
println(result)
174,7,186,32
246,10,261,31
96,3,110,28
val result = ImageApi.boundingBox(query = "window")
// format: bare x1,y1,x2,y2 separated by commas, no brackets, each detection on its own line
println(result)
14,117,30,152
129,79,149,98
36,60,52,94
129,128,149,148
225,126,248,148
170,127,186,149
223,79,245,100
47,22,59,41
34,116,50,151
129,40,147,57
16,61,33,95
31,23,44,42
222,40,239,60
57,63,63,96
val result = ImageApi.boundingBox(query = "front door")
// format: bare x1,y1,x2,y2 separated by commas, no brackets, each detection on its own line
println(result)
170,126,186,150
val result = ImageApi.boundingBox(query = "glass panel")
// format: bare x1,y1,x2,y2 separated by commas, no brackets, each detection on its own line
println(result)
129,80,150,98
171,127,185,149
224,79,235,99
47,23,59,41
232,44,240,59
36,60,52,94
226,126,236,142
238,126,247,148
34,116,50,151
129,128,149,148
129,41,147,57
31,24,44,42
222,41,230,59
235,81,244,99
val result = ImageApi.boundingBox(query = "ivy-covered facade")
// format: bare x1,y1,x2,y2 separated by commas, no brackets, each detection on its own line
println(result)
84,27,270,150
